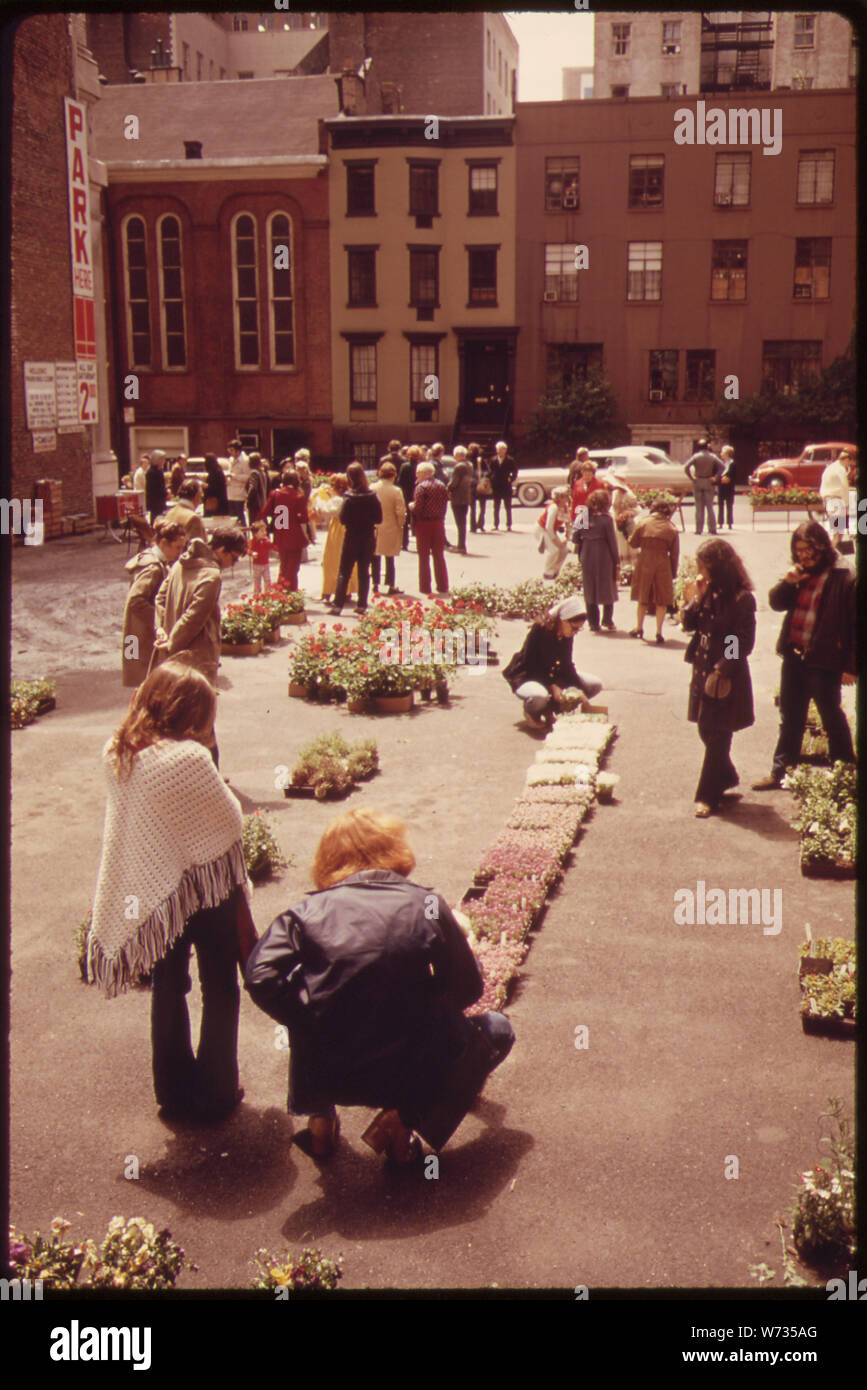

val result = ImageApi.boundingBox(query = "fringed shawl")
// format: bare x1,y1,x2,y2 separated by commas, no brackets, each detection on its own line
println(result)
89,739,250,997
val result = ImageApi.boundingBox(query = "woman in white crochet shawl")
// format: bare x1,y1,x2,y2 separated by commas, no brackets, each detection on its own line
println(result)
89,662,255,1122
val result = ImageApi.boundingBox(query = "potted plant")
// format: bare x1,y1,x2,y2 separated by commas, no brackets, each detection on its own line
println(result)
284,732,379,800
788,762,856,878
221,604,269,656
10,676,57,728
242,811,289,881
798,936,856,1037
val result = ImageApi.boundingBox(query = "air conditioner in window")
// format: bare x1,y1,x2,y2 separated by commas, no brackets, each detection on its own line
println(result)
649,389,664,401
717,193,733,206
543,289,558,301
563,192,579,209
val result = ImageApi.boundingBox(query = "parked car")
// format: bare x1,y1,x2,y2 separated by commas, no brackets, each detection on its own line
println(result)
513,446,681,507
748,442,857,491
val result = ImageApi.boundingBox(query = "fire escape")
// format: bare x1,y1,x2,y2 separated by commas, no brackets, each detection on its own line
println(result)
700,12,773,93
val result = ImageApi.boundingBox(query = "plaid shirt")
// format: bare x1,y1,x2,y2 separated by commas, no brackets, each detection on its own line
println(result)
788,569,829,652
412,478,448,522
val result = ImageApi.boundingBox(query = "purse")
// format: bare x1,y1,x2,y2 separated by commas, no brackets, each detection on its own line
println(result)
476,475,493,498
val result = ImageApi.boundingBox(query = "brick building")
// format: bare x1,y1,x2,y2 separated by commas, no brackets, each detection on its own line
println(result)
514,89,856,467
322,113,517,464
92,77,336,465
10,14,116,517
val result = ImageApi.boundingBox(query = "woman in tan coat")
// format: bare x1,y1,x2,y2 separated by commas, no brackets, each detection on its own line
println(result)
628,499,680,645
371,462,407,595
121,520,186,688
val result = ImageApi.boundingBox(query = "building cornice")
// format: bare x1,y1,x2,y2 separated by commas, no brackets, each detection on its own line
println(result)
105,156,327,184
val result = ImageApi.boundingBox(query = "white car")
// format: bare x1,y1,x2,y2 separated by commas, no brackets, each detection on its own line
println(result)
513,446,685,506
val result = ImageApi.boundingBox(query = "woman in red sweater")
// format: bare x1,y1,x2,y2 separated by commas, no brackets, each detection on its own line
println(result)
258,466,313,591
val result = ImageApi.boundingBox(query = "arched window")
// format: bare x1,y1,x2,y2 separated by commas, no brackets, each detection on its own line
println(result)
233,213,260,367
157,215,186,369
268,212,295,368
123,216,151,368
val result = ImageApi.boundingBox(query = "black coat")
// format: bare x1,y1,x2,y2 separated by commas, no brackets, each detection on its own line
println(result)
683,588,756,731
145,464,167,517
244,870,483,1122
339,490,382,540
397,459,417,503
769,562,855,675
488,453,518,499
503,623,582,693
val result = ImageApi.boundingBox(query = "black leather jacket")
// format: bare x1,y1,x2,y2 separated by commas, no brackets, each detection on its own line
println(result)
244,870,482,1119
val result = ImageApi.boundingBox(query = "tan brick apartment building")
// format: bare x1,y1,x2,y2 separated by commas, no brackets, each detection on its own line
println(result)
513,89,856,466
323,114,517,465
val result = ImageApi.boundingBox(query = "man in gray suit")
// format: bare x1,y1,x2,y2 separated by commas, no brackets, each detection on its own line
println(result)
684,440,724,536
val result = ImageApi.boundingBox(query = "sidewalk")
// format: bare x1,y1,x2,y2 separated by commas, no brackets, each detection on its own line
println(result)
10,497,855,1289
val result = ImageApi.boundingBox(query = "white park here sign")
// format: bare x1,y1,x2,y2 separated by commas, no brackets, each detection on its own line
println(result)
64,98,94,298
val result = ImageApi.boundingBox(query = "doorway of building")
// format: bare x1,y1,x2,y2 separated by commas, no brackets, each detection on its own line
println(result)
461,338,509,426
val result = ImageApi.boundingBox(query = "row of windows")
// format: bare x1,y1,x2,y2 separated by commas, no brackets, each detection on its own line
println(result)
123,212,295,372
543,149,836,212
486,28,511,92
347,340,441,415
610,16,822,57
542,237,831,303
345,246,498,313
548,341,823,401
346,161,500,219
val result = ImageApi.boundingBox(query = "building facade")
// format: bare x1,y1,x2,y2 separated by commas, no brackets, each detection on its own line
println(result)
591,11,857,100
514,89,856,466
93,78,336,465
323,114,517,464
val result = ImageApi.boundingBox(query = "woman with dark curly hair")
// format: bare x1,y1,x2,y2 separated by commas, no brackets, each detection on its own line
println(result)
682,538,756,817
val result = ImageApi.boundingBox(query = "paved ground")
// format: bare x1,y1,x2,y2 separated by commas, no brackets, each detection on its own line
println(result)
10,497,855,1292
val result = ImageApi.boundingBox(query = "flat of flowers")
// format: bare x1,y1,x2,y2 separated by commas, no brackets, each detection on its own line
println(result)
282,785,318,799
800,1013,857,1039
800,851,855,879
534,746,600,765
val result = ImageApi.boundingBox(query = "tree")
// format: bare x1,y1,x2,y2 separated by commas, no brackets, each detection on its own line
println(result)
523,370,625,462
713,339,855,445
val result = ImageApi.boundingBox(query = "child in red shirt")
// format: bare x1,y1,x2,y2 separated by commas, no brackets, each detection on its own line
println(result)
249,521,274,593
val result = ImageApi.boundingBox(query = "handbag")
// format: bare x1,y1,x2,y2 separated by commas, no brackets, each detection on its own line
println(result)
476,475,493,498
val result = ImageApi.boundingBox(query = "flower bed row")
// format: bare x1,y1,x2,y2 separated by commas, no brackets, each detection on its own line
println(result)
8,1215,341,1292
454,711,618,1013
798,935,856,1036
450,559,583,621
787,761,855,877
221,587,306,651
287,596,496,708
748,486,822,509
10,676,56,729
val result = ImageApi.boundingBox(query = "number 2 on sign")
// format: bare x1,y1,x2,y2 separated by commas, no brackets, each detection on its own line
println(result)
79,381,95,422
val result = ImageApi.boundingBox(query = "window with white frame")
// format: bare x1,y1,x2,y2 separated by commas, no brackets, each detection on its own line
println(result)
124,216,151,368
793,14,816,48
628,154,664,208
714,152,751,206
268,213,294,367
544,245,579,301
233,214,259,368
612,22,630,56
350,341,377,407
662,21,681,54
469,164,498,215
157,215,186,369
545,156,580,210
627,242,662,300
410,341,438,419
796,149,834,204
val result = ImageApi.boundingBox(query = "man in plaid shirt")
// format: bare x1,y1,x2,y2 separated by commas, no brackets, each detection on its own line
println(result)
753,521,855,789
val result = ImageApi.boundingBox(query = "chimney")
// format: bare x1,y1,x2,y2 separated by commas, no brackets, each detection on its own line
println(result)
184,140,203,159
335,60,366,115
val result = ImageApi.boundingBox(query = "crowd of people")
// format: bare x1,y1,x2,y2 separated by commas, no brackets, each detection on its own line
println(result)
101,432,855,1165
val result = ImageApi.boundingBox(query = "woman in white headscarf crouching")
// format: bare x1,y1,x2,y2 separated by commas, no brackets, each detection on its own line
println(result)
501,598,603,730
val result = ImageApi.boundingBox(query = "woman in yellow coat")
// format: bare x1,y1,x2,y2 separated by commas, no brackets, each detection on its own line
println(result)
312,474,357,602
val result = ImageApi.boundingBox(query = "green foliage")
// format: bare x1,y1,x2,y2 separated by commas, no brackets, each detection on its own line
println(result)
800,971,856,1022
748,486,821,508
289,732,380,799
242,811,289,880
251,1245,343,1292
8,1216,185,1290
798,937,855,967
451,559,583,623
10,676,56,729
673,554,698,617
713,340,855,441
791,1099,855,1269
523,370,625,461
221,603,271,644
788,762,856,868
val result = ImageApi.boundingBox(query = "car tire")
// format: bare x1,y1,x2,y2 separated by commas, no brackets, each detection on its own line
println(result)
516,481,545,507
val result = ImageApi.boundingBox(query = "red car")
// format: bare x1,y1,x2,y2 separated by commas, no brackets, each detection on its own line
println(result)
748,442,856,490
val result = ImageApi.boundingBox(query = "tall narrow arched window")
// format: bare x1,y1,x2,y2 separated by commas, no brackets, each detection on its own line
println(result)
232,213,259,367
158,215,187,368
123,216,151,368
268,212,295,368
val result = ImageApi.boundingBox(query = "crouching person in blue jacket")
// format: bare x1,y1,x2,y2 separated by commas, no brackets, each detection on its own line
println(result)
244,807,515,1164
